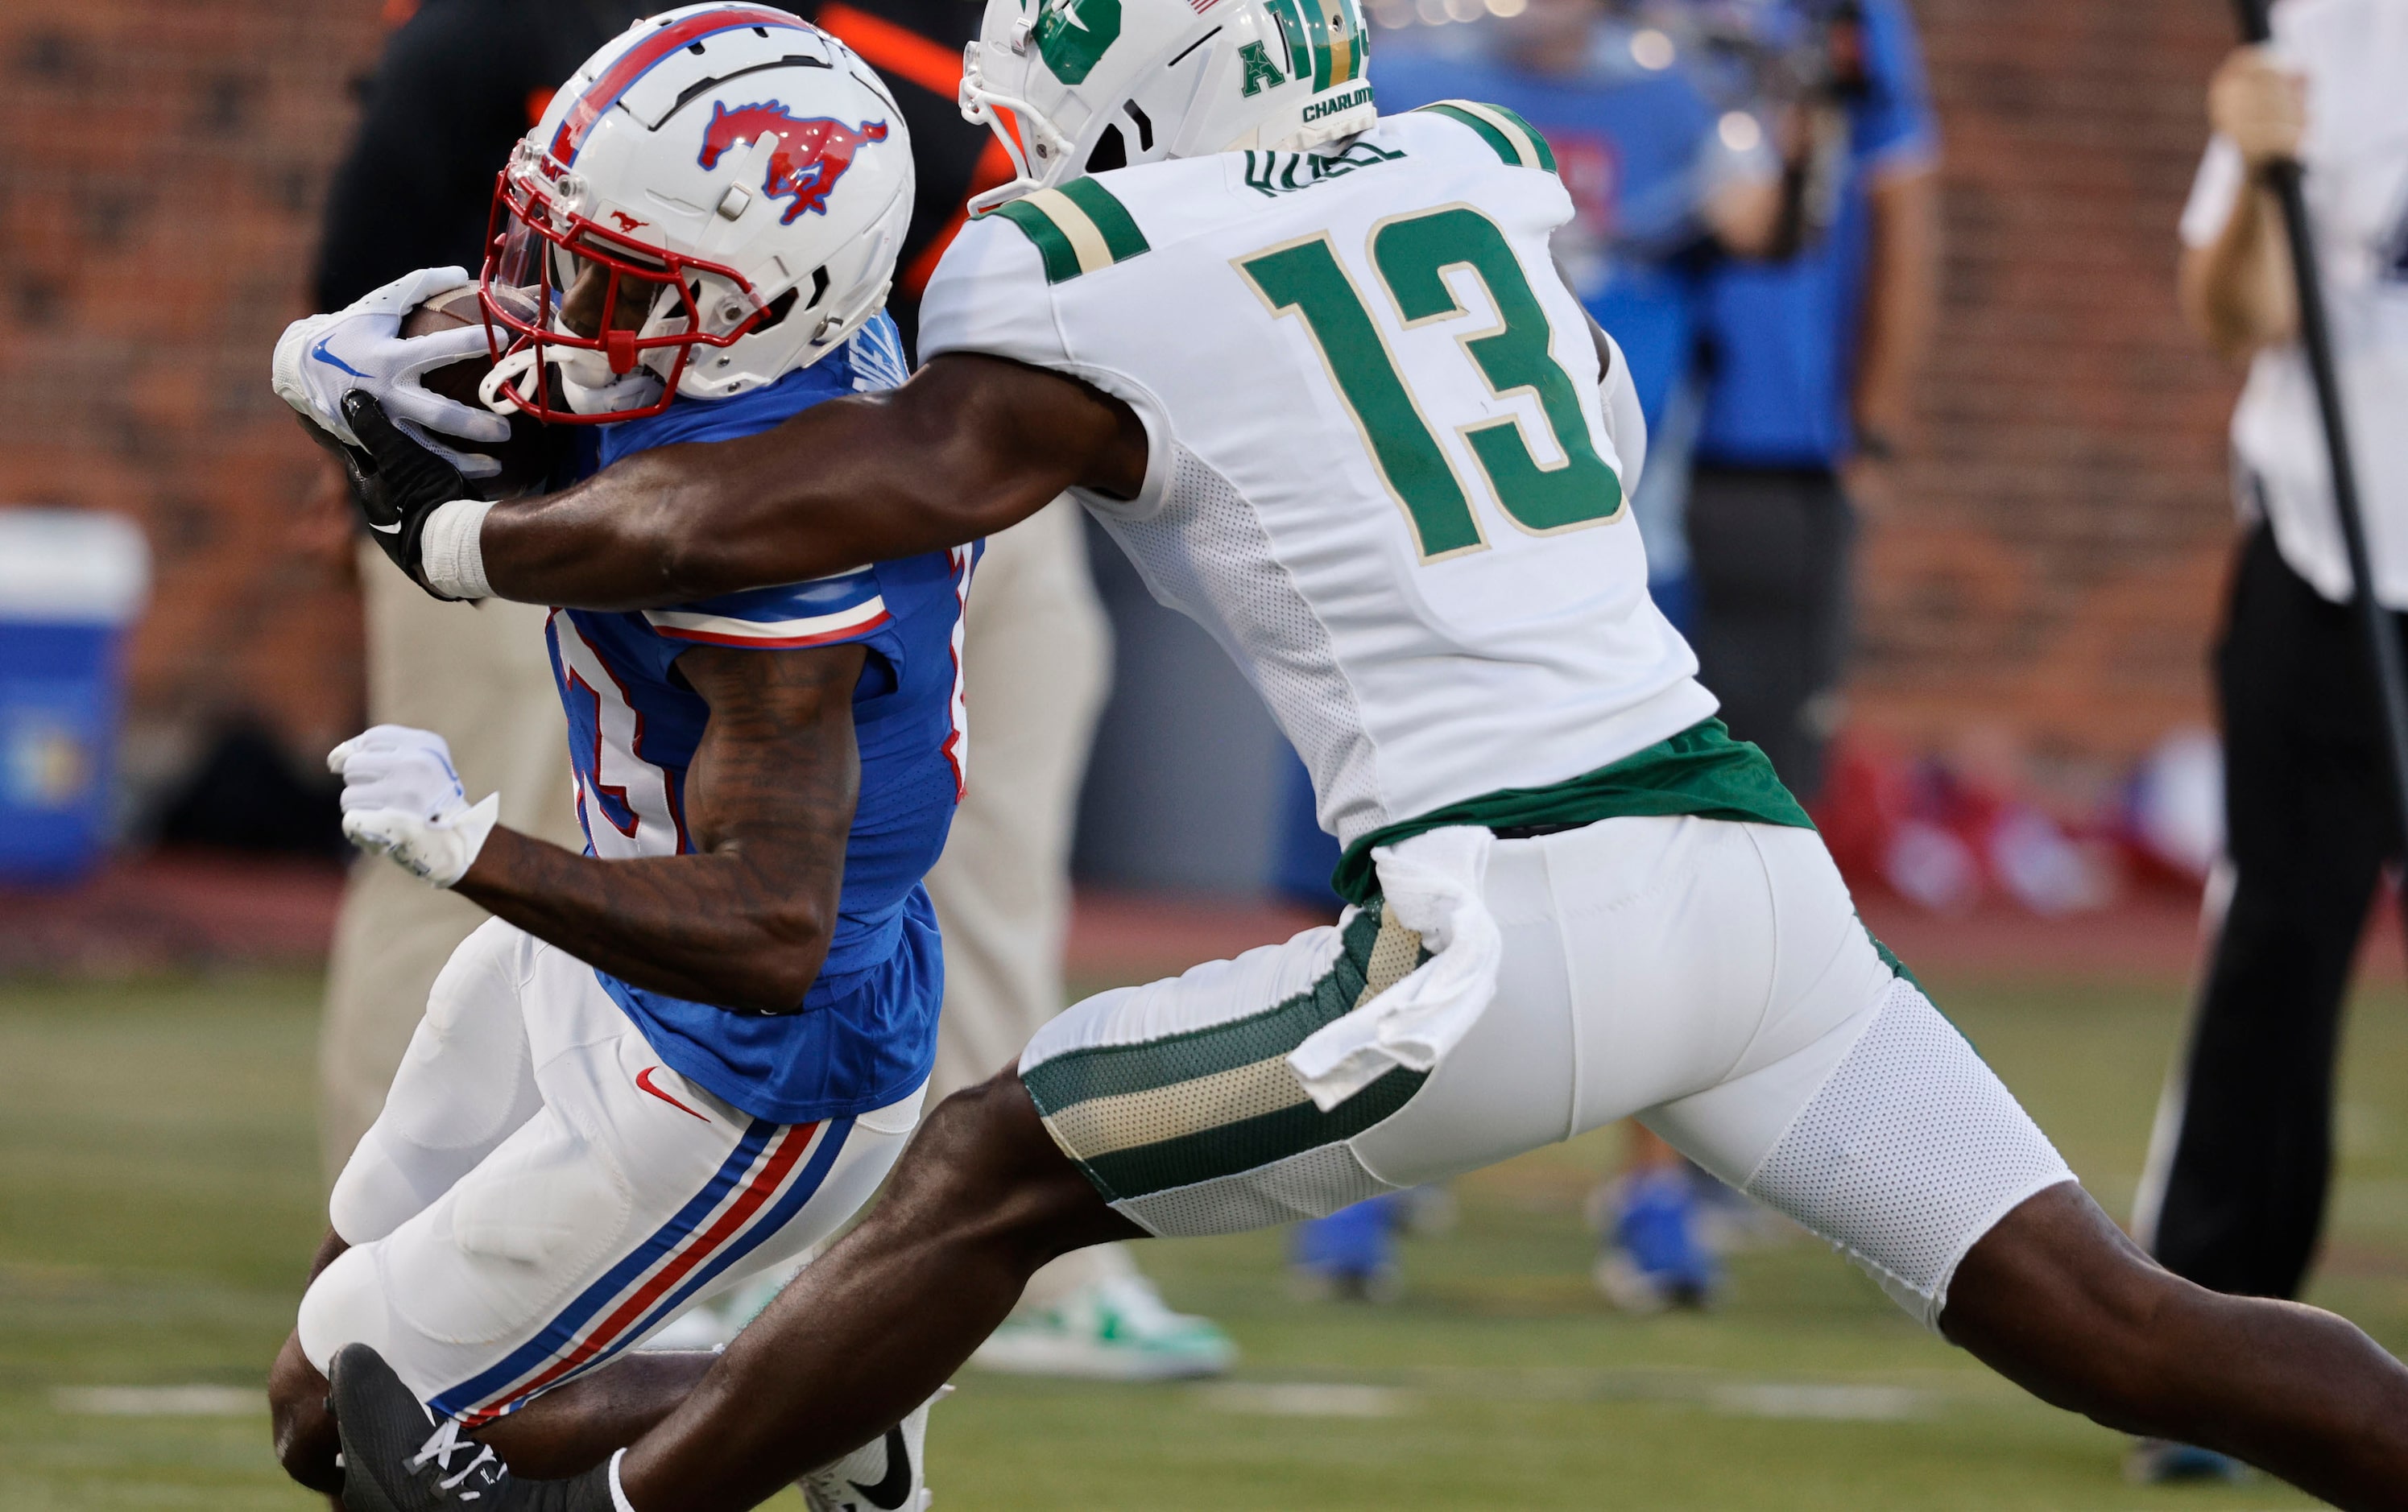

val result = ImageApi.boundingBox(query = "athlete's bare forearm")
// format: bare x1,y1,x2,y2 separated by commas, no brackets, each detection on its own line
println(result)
455,829,843,1013
454,643,865,1014
478,353,1145,611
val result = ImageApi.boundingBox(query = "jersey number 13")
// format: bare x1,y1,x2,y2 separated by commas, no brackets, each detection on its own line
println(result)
1238,204,1624,563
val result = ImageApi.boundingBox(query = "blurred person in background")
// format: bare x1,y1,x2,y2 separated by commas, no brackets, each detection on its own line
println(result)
1372,0,1782,623
311,0,656,1186
1686,0,1938,803
2129,1,2408,1484
1361,0,1786,1312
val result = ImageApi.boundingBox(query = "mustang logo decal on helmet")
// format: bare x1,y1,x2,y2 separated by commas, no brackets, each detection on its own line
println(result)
697,101,890,224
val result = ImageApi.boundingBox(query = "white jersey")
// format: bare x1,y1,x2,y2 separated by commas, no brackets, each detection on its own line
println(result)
2180,0,2408,608
921,105,1714,849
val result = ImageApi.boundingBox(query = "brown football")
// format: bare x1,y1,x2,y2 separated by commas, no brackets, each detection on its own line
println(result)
400,287,556,497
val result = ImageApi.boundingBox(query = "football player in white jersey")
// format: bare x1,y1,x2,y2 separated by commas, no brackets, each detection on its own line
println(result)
304,0,2408,1502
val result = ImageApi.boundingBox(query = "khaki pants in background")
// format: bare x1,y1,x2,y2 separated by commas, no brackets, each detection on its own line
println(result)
317,545,583,1185
923,501,1123,1306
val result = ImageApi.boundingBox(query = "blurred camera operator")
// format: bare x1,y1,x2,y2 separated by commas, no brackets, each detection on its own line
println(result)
1685,0,1939,803
2130,0,2408,1483
1375,0,1781,627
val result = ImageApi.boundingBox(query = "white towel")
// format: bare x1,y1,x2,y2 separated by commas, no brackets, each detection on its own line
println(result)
1286,825,1503,1112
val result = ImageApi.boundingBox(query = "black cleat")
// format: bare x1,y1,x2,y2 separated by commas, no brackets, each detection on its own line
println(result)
329,1344,610,1512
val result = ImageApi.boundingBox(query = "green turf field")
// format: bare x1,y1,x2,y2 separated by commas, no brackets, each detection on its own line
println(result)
5,966,2403,1509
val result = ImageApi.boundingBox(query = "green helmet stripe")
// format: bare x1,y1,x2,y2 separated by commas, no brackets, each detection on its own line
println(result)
1264,0,1313,81
1299,0,1333,90
1327,0,1366,85
1297,0,1363,89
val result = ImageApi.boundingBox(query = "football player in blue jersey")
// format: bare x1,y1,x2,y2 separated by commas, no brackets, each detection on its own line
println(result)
264,12,955,1509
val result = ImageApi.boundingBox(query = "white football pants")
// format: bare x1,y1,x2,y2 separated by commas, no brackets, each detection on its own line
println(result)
1023,816,2073,1327
300,919,924,1422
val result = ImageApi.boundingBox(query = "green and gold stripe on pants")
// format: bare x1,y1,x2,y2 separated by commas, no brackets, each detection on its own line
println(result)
1023,901,1429,1204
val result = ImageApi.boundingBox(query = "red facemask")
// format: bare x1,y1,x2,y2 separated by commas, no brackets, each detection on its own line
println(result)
478,167,770,423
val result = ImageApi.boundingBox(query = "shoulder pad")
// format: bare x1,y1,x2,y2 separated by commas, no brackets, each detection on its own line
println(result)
982,177,1153,286
1409,101,1559,174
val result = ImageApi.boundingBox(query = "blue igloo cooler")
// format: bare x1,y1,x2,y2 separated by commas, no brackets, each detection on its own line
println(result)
0,509,150,882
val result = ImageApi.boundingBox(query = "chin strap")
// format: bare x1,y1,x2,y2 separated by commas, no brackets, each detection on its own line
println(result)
478,349,538,415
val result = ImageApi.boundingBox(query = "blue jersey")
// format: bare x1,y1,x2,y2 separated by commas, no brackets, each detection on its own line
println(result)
1371,44,1735,428
1694,0,1938,466
546,313,974,1125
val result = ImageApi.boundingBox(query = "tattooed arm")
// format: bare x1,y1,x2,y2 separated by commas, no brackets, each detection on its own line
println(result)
453,641,865,1014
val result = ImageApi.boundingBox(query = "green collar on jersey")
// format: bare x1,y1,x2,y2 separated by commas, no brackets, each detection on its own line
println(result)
1330,718,1814,905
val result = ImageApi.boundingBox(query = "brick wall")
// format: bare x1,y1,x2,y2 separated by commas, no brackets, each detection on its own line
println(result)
0,0,387,795
1856,0,2245,782
0,0,2249,802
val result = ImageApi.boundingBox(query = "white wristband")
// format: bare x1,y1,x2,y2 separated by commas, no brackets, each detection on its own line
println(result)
420,498,495,600
608,1449,639,1512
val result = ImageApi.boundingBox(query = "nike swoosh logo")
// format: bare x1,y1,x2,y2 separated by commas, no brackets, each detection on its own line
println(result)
311,334,368,378
635,1066,710,1122
366,519,403,534
849,1427,912,1510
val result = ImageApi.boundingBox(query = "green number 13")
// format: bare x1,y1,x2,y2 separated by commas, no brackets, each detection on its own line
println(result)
1238,205,1624,561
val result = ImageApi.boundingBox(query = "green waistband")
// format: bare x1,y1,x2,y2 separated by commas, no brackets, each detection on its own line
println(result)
1330,718,1815,905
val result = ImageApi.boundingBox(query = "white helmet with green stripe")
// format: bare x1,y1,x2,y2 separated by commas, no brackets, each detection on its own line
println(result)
960,0,1374,213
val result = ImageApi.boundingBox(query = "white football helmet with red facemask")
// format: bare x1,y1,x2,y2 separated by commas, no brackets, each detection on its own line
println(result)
958,0,1373,213
481,3,913,422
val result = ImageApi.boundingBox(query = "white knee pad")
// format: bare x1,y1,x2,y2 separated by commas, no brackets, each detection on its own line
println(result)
1739,977,2075,1329
330,920,540,1244
330,1126,451,1247
296,1246,391,1378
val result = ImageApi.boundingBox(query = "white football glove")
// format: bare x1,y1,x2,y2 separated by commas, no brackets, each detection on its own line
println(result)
271,266,513,480
328,725,501,888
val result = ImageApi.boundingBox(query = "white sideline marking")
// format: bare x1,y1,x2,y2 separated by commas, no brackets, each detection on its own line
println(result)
1196,1372,1939,1422
1199,1382,1413,1418
1707,1382,1926,1421
53,1385,263,1417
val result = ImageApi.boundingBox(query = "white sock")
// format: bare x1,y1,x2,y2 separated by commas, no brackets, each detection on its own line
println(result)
419,498,494,600
608,1448,639,1512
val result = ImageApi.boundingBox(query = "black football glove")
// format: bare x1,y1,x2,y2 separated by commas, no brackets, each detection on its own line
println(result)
293,408,388,521
325,391,474,596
